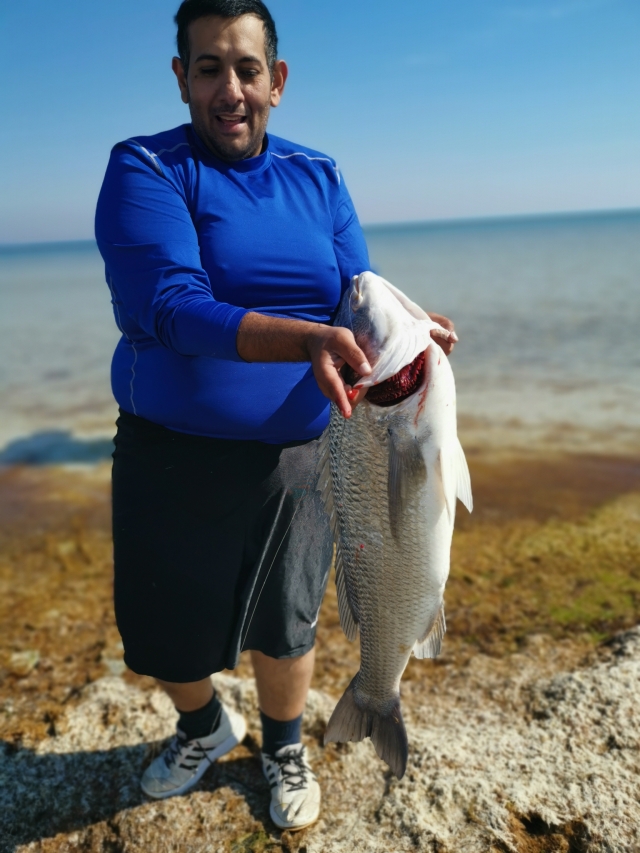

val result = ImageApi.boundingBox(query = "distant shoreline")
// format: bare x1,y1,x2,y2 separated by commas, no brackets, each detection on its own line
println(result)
2,205,639,253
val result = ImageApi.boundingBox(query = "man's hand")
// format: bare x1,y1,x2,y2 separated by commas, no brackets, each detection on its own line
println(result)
304,325,371,419
427,313,458,356
236,313,371,419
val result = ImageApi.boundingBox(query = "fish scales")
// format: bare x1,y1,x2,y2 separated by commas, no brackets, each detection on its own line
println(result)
330,406,430,694
321,272,473,779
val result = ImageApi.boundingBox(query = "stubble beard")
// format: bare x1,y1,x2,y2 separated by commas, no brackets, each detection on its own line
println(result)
191,104,271,163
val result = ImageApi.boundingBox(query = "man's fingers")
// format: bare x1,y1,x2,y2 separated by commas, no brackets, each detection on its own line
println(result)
346,385,368,409
427,312,458,356
326,373,353,418
334,329,371,376
431,327,458,342
307,326,371,417
428,313,458,339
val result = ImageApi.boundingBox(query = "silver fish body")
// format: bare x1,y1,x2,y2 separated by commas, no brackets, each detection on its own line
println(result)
319,273,473,778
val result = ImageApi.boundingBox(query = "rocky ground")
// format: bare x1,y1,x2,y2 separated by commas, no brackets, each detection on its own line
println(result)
1,453,640,853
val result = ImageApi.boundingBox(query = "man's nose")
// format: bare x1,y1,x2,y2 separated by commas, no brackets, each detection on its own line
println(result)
219,68,243,101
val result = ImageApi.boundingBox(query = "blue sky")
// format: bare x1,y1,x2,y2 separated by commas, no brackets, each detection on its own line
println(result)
1,0,638,243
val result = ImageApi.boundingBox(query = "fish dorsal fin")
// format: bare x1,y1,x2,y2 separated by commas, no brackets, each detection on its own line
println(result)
316,423,359,642
388,427,427,540
335,545,359,641
413,604,446,659
316,426,338,535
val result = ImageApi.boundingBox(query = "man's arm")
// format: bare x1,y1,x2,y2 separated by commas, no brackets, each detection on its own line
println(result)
237,310,457,418
236,313,371,419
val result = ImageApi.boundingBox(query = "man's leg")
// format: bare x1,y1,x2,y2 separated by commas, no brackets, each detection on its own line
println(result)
252,648,321,831
251,647,315,721
156,677,214,712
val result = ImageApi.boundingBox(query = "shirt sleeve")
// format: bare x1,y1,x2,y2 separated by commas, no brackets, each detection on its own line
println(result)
332,172,371,297
95,142,248,361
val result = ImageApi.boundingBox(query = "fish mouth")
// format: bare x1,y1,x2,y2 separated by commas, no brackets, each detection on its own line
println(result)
343,350,427,408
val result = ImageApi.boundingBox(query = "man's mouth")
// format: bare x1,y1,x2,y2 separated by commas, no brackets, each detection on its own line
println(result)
215,114,247,131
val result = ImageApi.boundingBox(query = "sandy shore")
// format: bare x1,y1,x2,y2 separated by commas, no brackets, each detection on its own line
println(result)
1,447,640,852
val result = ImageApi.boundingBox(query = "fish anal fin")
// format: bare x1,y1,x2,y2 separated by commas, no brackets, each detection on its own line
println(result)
413,604,446,659
388,429,427,539
335,546,359,642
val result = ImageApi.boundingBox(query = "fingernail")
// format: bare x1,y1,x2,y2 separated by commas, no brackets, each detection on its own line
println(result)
359,361,372,375
451,332,459,342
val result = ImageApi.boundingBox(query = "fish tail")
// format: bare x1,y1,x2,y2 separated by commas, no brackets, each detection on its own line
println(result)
324,675,408,779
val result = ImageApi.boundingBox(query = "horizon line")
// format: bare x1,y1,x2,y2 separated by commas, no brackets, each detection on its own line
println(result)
1,205,638,251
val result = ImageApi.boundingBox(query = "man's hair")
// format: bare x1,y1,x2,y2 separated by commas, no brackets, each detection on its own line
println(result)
175,0,278,73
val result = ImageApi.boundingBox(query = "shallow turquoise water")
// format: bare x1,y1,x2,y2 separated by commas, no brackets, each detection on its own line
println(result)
1,210,638,454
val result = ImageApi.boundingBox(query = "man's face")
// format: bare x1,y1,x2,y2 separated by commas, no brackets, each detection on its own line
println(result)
172,14,287,162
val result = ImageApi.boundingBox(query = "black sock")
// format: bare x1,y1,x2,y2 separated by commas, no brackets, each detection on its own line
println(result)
177,691,222,741
260,709,303,756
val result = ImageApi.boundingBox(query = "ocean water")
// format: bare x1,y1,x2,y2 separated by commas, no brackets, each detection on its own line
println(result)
366,210,640,449
1,210,638,461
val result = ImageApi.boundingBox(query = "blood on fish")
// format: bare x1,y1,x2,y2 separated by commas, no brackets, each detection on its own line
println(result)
342,350,428,408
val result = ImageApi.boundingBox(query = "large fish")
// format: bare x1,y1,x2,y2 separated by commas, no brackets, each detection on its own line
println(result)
318,271,473,779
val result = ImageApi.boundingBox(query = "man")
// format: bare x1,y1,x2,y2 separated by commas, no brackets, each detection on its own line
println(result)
95,0,455,832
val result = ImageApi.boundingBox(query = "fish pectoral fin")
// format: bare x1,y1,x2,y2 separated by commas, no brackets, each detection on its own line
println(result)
434,449,454,524
436,437,473,522
388,429,427,539
454,436,473,513
413,604,446,659
335,545,359,642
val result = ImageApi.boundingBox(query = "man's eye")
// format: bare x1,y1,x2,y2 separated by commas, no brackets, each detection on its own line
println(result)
200,67,219,75
240,69,259,78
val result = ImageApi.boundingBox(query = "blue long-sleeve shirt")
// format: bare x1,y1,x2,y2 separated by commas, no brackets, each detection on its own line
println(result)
95,124,370,442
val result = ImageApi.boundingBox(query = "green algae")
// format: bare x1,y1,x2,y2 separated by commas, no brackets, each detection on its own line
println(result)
447,492,640,654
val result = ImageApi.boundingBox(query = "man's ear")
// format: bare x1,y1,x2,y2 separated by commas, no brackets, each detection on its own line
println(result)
270,59,288,108
172,56,190,105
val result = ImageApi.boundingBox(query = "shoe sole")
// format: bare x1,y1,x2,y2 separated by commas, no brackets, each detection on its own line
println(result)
141,715,247,800
269,801,320,832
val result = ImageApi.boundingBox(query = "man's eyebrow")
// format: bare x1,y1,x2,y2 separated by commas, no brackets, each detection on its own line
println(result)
194,53,263,64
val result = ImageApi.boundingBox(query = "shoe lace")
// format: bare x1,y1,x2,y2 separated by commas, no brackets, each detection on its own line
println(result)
163,733,187,769
273,749,310,793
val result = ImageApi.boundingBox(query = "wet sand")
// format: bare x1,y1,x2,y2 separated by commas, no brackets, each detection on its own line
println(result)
1,450,640,851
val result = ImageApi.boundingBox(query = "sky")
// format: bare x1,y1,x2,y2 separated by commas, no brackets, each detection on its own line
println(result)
0,0,638,244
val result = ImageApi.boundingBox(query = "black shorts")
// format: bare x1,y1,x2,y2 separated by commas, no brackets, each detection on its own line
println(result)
112,410,332,682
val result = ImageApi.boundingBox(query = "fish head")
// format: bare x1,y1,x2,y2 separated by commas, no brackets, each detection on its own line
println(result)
338,272,446,392
336,272,396,369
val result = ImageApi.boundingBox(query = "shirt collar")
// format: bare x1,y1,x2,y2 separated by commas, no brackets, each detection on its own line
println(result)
189,125,272,174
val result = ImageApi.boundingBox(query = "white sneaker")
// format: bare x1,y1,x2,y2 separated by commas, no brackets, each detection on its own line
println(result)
261,744,321,830
141,704,246,799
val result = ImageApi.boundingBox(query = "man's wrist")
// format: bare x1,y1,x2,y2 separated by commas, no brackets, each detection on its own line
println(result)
237,312,323,363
